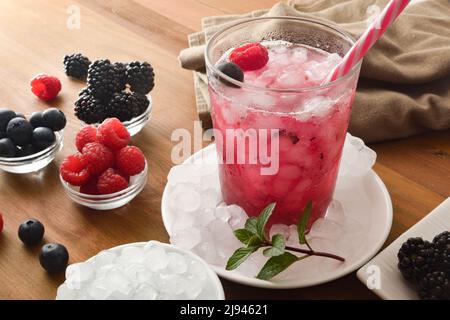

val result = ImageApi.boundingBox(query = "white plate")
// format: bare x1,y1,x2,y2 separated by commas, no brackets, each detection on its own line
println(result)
357,198,450,300
161,143,393,289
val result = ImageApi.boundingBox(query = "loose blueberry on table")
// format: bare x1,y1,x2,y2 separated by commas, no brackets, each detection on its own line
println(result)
39,243,69,274
18,218,45,246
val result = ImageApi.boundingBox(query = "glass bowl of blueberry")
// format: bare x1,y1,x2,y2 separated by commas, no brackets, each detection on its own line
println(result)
66,55,155,137
0,108,66,174
59,118,148,210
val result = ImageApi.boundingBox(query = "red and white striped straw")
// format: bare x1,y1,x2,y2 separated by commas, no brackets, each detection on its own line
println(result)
324,0,410,83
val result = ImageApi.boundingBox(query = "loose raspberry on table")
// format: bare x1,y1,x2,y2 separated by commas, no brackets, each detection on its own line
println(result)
30,74,62,101
82,142,114,175
115,146,145,176
79,176,100,195
76,126,98,152
97,168,129,194
229,42,269,71
60,154,90,186
97,118,130,150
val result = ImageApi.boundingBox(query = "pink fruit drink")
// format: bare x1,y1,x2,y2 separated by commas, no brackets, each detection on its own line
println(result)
209,40,359,229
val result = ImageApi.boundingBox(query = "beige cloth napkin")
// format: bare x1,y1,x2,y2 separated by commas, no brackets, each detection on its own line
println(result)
179,0,450,142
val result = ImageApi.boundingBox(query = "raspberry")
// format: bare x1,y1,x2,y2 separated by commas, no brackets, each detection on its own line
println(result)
30,74,62,101
76,126,98,152
60,154,90,186
97,168,129,194
116,146,146,176
0,213,3,233
80,176,100,195
229,43,269,71
97,118,130,150
82,142,114,175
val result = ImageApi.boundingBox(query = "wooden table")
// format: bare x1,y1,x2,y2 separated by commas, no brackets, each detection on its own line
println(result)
0,0,448,300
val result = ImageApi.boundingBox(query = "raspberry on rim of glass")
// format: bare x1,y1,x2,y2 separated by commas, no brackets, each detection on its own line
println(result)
229,42,269,71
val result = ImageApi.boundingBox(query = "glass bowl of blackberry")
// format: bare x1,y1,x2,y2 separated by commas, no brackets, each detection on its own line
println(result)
0,108,66,174
70,58,155,137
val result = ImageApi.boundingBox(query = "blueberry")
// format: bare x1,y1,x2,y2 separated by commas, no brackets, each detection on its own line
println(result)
17,144,37,157
6,117,33,146
0,138,18,157
29,112,44,128
42,108,66,131
217,62,244,87
0,131,6,139
0,108,16,132
39,243,69,273
32,127,56,150
18,219,45,246
15,112,25,119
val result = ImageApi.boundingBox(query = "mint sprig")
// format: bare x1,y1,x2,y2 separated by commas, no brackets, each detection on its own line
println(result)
226,202,345,281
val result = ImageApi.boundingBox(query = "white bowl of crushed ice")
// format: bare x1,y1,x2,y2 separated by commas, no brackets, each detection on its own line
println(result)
55,241,225,300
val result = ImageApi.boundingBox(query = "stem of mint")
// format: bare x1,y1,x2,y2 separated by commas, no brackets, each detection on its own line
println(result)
226,201,345,280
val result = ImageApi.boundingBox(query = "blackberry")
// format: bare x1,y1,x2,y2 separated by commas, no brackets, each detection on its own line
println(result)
397,237,439,283
418,271,450,300
74,94,106,124
436,248,450,273
126,61,155,94
433,231,450,272
79,86,91,97
87,59,121,100
108,92,148,122
64,53,91,79
433,231,450,251
114,62,127,91
133,92,150,117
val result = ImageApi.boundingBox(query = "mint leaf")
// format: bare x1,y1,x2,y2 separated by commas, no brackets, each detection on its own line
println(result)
263,234,285,257
256,252,299,280
255,203,276,241
234,229,255,245
245,217,258,235
298,201,312,245
247,235,262,247
226,246,259,271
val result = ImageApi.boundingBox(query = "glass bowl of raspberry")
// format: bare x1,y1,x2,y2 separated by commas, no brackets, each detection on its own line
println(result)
0,131,63,174
60,161,148,210
59,118,148,210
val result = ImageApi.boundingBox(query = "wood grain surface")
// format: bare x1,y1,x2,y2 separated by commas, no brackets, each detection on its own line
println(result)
0,0,448,300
